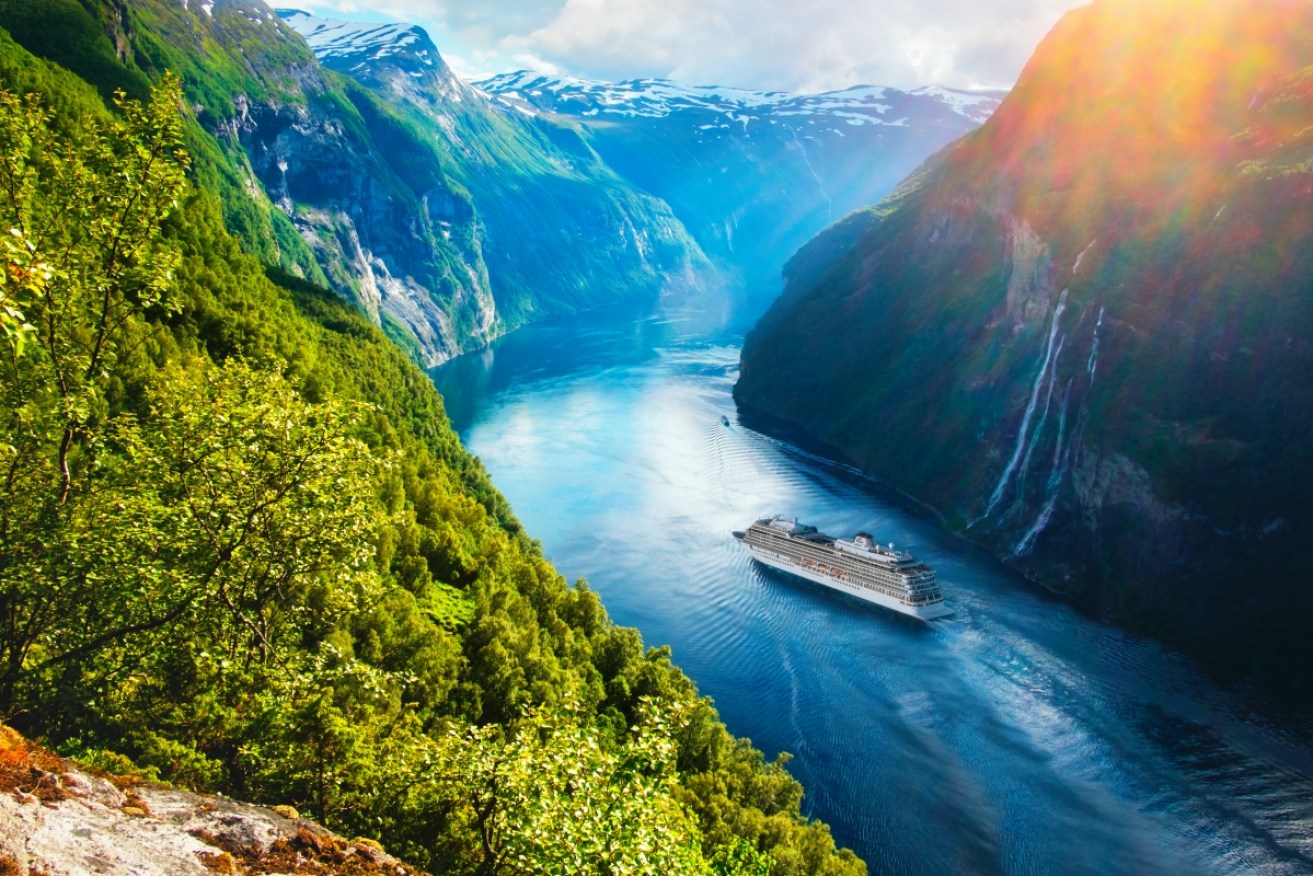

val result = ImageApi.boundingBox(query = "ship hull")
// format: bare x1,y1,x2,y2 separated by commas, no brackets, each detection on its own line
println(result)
736,533,953,621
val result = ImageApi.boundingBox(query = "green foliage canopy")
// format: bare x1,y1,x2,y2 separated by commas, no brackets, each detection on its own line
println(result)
0,62,864,876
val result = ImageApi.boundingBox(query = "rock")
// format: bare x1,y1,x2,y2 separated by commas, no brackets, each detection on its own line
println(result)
0,725,425,876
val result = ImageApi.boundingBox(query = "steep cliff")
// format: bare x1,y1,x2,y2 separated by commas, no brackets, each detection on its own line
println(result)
735,0,1313,691
480,73,1004,302
0,0,708,365
279,10,709,336
0,0,492,363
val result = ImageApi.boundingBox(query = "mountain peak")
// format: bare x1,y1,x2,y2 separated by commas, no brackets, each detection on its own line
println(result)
278,9,435,62
276,8,464,98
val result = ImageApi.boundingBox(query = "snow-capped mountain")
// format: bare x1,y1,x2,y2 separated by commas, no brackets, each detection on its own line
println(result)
480,72,1002,127
278,9,472,102
275,8,709,358
279,10,437,71
278,6,1004,313
480,71,1005,302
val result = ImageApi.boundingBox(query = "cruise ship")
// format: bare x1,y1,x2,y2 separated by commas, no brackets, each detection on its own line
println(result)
734,516,951,620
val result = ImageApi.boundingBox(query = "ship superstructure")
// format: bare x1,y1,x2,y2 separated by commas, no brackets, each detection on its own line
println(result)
734,516,951,620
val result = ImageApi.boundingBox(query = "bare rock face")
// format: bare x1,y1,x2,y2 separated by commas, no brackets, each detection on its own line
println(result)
1001,218,1058,331
0,726,421,876
221,90,492,367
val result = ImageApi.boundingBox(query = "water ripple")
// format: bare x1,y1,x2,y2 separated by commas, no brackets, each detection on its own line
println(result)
435,306,1313,876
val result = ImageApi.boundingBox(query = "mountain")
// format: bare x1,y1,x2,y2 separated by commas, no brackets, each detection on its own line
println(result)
735,0,1313,692
278,10,710,347
0,19,864,874
0,0,989,365
480,72,1005,302
0,0,708,366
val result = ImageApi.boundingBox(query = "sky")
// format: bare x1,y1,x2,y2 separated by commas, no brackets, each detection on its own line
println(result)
292,0,1085,93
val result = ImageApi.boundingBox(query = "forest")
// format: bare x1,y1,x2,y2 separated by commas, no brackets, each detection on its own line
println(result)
0,26,863,876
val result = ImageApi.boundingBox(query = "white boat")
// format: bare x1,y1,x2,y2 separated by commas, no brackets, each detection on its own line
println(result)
734,516,951,620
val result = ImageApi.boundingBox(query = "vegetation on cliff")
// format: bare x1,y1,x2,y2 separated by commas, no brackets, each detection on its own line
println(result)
735,0,1313,696
0,31,862,876
0,0,709,367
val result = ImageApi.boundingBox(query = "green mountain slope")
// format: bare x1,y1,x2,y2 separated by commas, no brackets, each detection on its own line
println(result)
0,0,710,367
0,17,861,876
735,0,1313,693
280,10,711,333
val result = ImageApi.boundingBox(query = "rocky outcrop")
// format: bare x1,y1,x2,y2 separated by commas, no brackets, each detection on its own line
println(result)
0,726,420,875
736,0,1313,692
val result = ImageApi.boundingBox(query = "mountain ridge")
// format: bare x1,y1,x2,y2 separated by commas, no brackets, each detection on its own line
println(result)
479,70,1001,125
479,67,1005,305
277,5,713,352
0,0,714,367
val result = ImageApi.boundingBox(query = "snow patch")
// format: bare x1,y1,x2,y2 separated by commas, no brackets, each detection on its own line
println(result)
478,72,1005,129
278,9,443,74
908,85,1005,122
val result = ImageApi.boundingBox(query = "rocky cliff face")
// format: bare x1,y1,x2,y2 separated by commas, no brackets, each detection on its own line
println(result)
280,10,709,341
0,725,421,875
221,80,495,363
735,0,1313,690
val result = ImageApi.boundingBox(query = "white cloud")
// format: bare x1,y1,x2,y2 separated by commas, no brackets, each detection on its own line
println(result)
295,0,1083,92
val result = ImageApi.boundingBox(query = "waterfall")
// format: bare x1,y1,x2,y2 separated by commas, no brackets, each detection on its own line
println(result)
1072,238,1098,275
1087,306,1105,379
997,335,1065,529
790,128,833,221
1016,335,1064,494
971,289,1068,527
1015,379,1075,557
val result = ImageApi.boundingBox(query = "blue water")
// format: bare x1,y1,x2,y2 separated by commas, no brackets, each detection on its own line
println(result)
432,297,1313,876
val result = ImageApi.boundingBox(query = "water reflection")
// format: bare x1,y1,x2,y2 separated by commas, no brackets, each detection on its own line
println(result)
432,298,1313,876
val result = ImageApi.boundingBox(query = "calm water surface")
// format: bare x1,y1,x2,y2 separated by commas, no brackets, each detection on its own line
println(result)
433,297,1313,876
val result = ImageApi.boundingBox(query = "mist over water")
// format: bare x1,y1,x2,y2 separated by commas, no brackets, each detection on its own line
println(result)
432,298,1313,876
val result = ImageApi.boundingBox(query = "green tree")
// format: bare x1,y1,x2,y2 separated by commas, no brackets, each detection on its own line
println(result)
56,357,385,784
0,75,187,710
0,49,866,876
0,73,187,497
114,358,382,663
430,700,714,876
